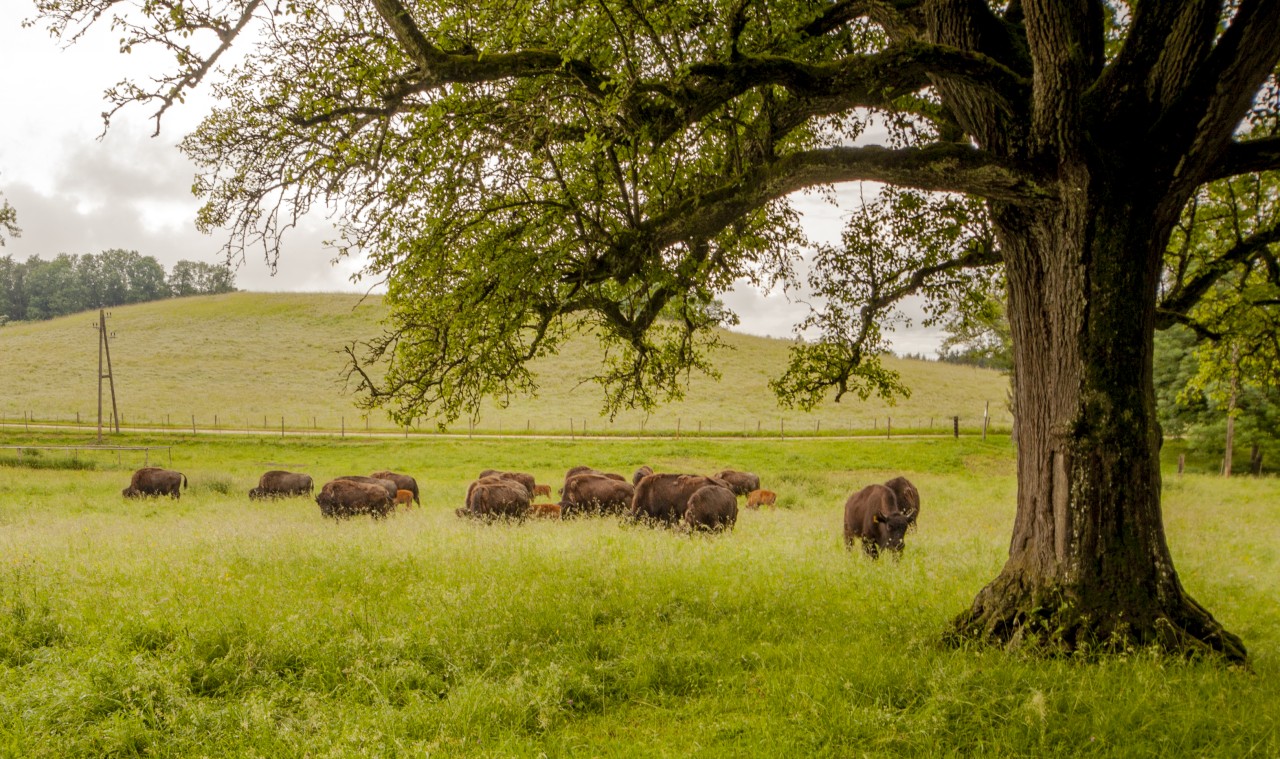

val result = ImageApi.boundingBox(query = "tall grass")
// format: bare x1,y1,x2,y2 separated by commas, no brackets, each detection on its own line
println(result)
0,430,1275,756
0,293,1010,435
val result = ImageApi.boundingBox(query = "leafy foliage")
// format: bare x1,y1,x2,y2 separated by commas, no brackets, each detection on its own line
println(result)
0,182,17,247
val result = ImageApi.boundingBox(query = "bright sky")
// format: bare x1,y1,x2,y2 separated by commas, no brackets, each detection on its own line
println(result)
0,5,945,354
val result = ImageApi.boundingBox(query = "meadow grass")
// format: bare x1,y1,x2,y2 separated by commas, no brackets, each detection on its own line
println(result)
0,292,1010,435
0,429,1276,756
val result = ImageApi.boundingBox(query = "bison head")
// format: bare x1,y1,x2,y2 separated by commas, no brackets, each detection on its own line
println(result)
874,511,912,553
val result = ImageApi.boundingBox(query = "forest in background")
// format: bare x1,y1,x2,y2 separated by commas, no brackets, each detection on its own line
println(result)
0,250,235,323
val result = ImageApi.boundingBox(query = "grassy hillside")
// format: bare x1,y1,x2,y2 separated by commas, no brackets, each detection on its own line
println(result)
0,292,1010,435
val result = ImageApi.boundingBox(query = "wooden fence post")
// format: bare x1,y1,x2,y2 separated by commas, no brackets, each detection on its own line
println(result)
1177,454,1185,475
953,416,960,439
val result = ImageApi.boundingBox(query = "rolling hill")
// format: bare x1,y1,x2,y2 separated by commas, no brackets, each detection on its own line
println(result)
0,292,1010,435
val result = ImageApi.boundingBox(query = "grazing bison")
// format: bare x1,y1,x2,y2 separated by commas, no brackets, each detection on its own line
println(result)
249,470,313,499
713,469,761,496
843,484,912,558
745,489,777,509
632,465,654,485
630,473,733,526
394,489,416,509
316,479,394,519
684,485,738,532
559,466,625,497
460,477,531,520
477,469,537,497
561,473,635,517
122,467,187,499
371,471,420,505
883,476,920,528
335,475,398,499
532,484,552,498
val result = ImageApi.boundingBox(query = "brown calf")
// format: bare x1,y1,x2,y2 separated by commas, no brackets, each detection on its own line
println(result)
531,502,562,519
745,489,777,509
394,489,415,509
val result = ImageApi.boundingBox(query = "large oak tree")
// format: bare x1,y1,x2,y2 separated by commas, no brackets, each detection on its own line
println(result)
37,0,1280,661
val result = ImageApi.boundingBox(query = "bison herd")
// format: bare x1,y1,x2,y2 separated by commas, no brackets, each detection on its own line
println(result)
120,464,922,557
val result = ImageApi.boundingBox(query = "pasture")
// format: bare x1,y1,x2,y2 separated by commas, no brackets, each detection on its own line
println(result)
1,430,1277,756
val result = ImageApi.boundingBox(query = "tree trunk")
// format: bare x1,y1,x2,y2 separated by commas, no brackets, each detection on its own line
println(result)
951,169,1246,661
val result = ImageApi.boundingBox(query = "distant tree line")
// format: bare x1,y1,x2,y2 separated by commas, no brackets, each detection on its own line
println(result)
0,250,235,323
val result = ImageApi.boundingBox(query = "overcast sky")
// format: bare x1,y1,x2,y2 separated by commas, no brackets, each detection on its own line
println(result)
0,5,945,354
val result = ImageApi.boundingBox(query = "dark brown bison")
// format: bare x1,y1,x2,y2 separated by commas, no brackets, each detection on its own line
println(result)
630,473,733,526
745,489,777,509
316,478,395,519
460,476,531,520
684,485,738,532
371,471,420,505
122,467,187,499
632,465,654,485
248,470,313,499
713,469,761,496
560,466,625,497
335,475,398,499
477,469,537,496
843,484,912,558
883,476,920,528
561,473,635,517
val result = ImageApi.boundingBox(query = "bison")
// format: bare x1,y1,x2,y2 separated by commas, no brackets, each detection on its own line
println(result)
122,467,187,499
745,489,777,509
632,465,654,485
684,485,738,532
316,478,394,519
883,476,920,529
630,473,733,526
477,469,537,497
561,473,635,517
248,470,313,500
713,469,761,496
394,489,416,509
334,475,398,499
843,484,913,558
460,476,531,521
371,470,420,505
532,484,553,499
560,466,625,495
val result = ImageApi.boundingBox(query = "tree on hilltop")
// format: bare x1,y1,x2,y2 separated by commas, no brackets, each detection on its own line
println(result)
36,0,1280,661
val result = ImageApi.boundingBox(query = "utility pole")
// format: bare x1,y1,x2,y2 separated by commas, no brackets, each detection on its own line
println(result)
95,308,120,442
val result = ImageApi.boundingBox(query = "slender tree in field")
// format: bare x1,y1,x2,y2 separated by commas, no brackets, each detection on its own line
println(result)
36,0,1280,661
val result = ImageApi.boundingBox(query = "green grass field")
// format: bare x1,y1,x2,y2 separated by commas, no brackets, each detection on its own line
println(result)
1,429,1276,756
0,293,1010,436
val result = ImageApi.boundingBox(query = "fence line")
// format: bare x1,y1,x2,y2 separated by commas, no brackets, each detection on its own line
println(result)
0,407,1015,440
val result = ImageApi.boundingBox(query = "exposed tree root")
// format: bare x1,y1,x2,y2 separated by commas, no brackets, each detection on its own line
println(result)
947,573,1247,664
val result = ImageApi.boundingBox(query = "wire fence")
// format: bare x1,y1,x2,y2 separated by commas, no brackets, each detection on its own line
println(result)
0,407,1014,440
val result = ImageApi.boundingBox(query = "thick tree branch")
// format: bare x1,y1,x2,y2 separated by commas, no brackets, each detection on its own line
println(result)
1208,136,1280,182
1159,0,1280,186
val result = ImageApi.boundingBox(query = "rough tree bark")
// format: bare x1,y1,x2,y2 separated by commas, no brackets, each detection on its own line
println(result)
951,159,1247,661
